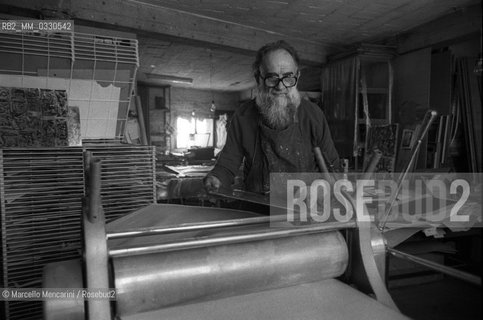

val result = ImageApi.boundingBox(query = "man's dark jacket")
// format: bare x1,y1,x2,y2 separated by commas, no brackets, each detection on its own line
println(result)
210,98,339,192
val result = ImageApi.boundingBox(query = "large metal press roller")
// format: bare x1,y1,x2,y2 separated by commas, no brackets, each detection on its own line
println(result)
113,230,347,315
43,157,408,320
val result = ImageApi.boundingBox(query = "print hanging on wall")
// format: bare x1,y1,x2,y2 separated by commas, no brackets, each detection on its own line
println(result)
364,123,399,173
0,87,81,147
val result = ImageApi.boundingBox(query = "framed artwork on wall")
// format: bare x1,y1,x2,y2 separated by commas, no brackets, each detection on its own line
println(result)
401,129,414,149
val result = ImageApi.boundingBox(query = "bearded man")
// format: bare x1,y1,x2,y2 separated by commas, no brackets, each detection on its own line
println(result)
204,40,339,194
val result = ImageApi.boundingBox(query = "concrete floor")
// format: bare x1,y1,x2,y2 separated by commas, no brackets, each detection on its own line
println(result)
390,277,482,320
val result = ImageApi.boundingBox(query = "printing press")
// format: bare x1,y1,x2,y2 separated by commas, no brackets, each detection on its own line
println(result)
42,111,480,320
42,155,413,320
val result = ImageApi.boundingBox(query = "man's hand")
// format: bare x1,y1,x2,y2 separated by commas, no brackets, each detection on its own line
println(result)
204,175,222,193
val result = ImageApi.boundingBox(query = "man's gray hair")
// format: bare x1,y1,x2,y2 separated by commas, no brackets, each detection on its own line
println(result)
252,40,300,84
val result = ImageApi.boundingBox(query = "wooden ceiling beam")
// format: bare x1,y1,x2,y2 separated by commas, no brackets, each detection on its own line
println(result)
0,0,327,65
393,4,481,54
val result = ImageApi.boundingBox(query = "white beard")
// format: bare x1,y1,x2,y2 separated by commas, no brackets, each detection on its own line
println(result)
256,88,301,130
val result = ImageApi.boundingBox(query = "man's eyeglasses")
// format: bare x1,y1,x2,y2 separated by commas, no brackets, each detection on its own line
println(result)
262,74,298,88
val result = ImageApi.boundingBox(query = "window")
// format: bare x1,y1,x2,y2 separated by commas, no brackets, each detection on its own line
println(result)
175,115,214,149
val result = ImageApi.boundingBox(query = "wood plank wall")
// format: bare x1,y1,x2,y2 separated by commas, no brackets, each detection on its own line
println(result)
393,48,432,171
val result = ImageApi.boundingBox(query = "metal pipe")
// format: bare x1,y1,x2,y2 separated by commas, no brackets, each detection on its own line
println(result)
379,110,438,231
83,156,111,320
109,221,356,257
313,146,335,185
107,215,287,240
388,247,481,286
361,148,382,180
87,157,102,223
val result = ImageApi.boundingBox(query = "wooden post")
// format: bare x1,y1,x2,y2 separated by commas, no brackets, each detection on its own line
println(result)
135,95,149,145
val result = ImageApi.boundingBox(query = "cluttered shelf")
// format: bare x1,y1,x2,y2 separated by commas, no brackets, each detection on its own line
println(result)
155,149,215,203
